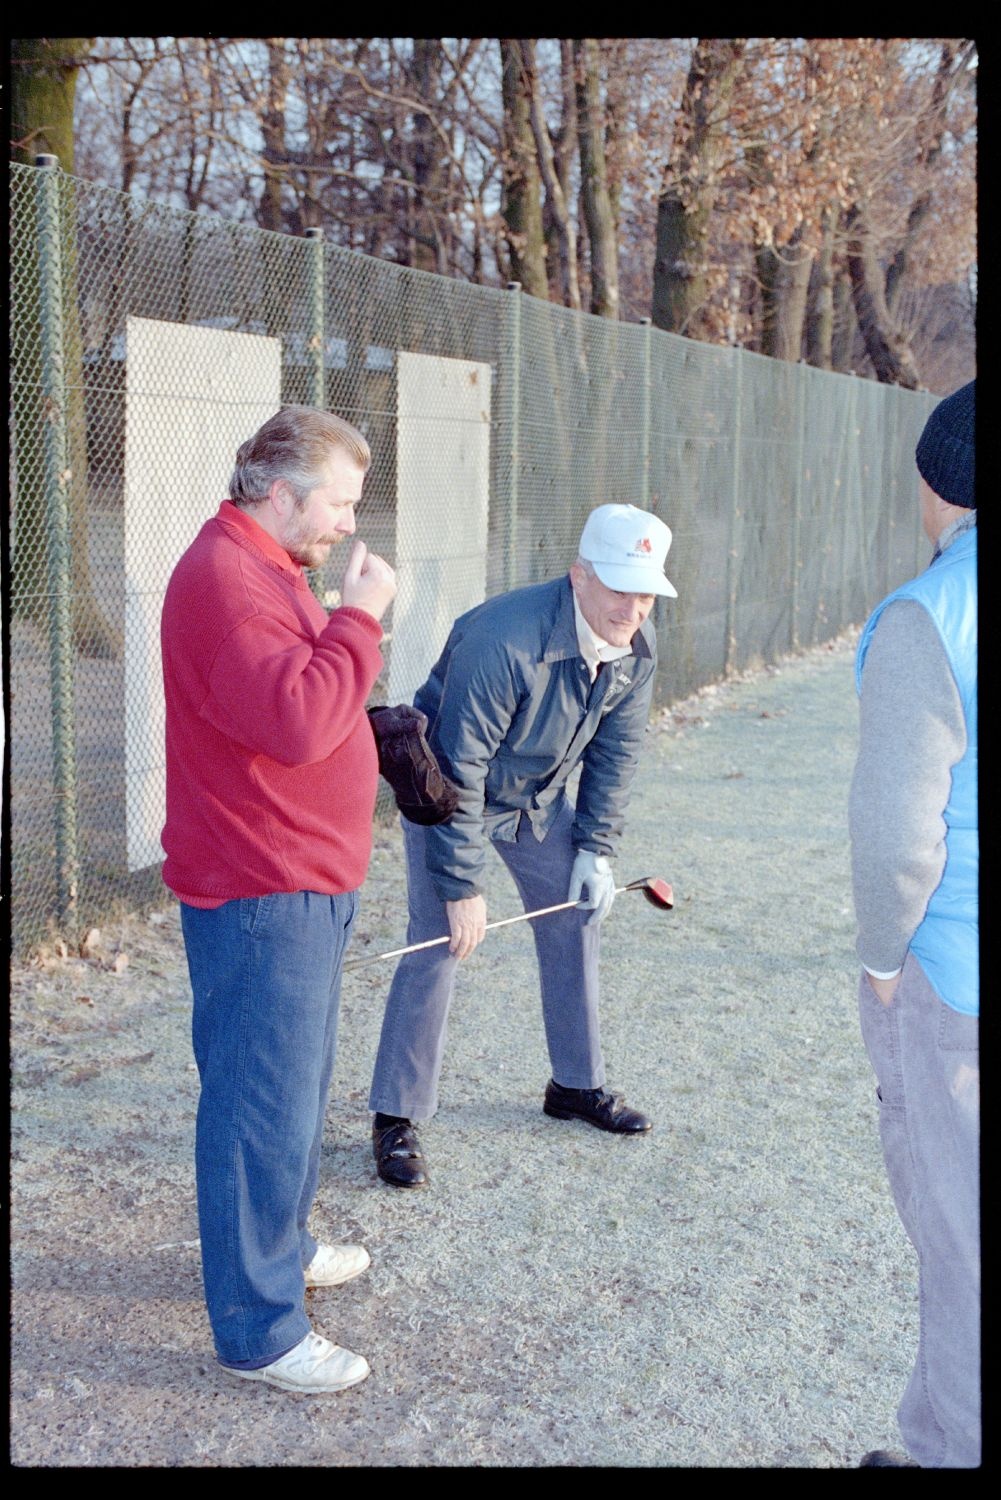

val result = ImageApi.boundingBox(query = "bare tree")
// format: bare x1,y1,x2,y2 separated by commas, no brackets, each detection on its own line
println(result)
62,36,974,387
805,212,837,368
498,38,547,297
884,41,976,319
259,39,290,233
845,203,921,387
520,39,580,309
574,38,619,319
651,39,747,336
837,40,975,386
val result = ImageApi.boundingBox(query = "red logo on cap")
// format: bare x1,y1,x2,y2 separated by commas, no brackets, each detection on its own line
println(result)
636,537,652,553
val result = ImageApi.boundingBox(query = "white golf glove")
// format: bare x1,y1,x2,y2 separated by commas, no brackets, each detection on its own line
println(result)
568,850,616,925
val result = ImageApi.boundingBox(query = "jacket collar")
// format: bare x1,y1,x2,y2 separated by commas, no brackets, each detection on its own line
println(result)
932,509,976,561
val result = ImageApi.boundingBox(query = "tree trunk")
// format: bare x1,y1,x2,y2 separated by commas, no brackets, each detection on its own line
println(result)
754,243,781,357
770,227,813,362
574,38,619,319
407,38,446,274
499,39,547,300
884,42,971,320
601,39,627,240
521,39,580,310
830,262,856,373
10,37,120,658
652,39,746,336
745,139,812,362
805,209,835,369
10,36,88,164
259,39,290,233
845,204,920,388
542,42,578,299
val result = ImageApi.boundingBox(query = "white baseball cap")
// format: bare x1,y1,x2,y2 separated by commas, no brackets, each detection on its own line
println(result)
578,504,678,598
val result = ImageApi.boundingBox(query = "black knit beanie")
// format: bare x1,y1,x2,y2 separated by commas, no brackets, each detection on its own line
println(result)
915,379,976,508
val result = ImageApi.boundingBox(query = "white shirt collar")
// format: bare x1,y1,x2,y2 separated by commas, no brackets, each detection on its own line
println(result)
572,595,632,682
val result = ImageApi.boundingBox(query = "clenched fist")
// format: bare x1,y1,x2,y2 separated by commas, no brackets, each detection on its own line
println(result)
341,540,396,622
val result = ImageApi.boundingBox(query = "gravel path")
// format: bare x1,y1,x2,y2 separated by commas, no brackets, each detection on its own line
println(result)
10,631,916,1468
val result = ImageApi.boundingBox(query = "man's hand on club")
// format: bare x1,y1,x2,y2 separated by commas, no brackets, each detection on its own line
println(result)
342,540,396,622
445,894,487,959
568,850,616,924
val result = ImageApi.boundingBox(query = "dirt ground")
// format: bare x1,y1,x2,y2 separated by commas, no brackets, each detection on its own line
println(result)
10,632,920,1468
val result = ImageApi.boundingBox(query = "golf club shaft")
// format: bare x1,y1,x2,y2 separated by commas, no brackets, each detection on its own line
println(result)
346,885,635,969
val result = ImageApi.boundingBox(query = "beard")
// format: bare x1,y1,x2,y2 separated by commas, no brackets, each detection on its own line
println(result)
285,538,331,569
281,517,343,570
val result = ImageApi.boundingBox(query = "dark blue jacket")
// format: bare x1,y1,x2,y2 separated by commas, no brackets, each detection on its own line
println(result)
414,575,657,901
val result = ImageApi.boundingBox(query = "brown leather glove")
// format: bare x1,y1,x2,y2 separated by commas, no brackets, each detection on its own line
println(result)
367,705,461,826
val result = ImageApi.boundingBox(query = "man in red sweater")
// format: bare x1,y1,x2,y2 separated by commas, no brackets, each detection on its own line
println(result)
161,405,395,1395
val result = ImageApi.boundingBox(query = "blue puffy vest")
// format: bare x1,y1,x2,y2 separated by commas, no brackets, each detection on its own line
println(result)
856,527,978,1015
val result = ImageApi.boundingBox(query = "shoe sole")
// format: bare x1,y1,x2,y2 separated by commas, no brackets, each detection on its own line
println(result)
226,1364,370,1395
376,1168,430,1189
543,1102,652,1133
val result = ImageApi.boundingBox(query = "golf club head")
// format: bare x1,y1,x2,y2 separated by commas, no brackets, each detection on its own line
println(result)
627,876,674,910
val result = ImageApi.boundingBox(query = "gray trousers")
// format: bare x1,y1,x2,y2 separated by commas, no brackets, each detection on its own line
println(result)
369,797,605,1120
858,951,980,1468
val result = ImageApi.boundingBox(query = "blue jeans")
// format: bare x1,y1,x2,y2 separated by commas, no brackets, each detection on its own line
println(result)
181,890,358,1367
369,798,605,1121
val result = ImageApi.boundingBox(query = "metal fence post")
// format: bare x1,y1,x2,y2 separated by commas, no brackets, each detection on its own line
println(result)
504,281,522,591
883,388,898,601
35,153,79,933
724,349,743,675
640,317,652,509
839,377,857,633
304,227,327,602
305,227,325,410
790,369,806,651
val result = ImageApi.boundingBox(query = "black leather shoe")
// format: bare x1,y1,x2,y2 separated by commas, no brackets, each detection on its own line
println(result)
859,1451,920,1467
543,1080,652,1134
372,1119,430,1188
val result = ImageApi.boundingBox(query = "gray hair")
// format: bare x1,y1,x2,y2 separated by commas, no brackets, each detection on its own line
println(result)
229,405,371,508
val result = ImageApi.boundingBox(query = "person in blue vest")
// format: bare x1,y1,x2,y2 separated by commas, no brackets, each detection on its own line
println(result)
849,380,977,1468
368,504,678,1187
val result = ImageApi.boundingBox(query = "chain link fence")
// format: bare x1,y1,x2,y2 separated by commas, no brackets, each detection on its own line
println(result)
8,160,937,951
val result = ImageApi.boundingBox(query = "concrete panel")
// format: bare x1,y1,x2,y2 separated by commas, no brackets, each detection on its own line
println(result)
124,317,281,871
389,351,491,706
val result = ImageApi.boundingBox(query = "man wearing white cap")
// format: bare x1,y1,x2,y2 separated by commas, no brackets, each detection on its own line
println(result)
368,504,677,1187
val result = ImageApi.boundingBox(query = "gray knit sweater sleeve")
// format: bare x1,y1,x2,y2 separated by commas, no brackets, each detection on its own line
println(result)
848,598,967,975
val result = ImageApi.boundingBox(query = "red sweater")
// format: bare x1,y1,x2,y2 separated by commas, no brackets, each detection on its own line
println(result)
160,502,385,906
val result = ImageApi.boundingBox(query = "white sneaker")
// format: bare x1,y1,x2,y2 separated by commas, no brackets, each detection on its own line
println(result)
225,1331,370,1394
304,1242,371,1287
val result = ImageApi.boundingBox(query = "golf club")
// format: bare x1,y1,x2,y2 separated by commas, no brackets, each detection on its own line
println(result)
344,875,673,969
